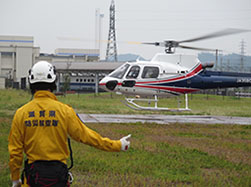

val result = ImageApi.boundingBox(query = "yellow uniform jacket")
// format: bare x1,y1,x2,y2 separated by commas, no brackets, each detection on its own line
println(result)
8,91,121,181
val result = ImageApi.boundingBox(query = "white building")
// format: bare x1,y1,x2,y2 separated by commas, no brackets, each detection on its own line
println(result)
39,48,99,63
0,35,100,89
0,35,40,88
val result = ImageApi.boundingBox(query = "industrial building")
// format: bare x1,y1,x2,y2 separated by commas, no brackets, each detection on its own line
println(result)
39,48,100,63
0,35,119,92
0,35,39,89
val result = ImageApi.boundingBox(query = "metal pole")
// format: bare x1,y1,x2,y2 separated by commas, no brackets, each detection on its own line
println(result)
95,9,100,49
95,73,99,95
57,73,60,92
215,49,218,71
154,95,158,109
185,94,189,110
99,13,104,60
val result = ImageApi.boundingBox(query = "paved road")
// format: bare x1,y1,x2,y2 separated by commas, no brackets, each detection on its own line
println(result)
78,114,251,125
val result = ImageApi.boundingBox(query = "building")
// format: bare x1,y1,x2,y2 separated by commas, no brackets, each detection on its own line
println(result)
0,35,40,88
39,48,100,63
0,35,123,93
0,35,101,89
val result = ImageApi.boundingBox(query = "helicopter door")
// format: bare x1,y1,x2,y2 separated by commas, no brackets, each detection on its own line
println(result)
126,65,140,79
122,65,140,87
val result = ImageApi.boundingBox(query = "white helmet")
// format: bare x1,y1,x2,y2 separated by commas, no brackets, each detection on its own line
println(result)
28,61,56,84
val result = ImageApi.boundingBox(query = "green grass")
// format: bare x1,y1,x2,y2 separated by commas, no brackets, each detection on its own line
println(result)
56,91,251,117
68,123,251,186
1,89,251,117
0,89,251,186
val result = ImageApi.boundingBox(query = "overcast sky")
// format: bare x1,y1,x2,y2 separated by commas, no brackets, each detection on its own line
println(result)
1,0,251,59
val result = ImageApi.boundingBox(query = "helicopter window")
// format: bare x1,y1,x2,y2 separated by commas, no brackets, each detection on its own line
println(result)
126,65,140,79
142,66,159,78
110,64,130,79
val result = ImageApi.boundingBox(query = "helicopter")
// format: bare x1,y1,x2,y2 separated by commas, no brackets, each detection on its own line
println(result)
99,29,251,111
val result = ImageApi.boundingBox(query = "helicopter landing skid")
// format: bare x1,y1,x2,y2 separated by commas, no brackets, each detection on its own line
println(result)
122,94,191,112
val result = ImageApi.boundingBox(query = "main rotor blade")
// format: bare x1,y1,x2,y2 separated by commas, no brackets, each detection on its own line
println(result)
179,45,217,51
57,36,94,42
178,28,250,44
143,42,160,46
142,42,166,47
125,41,143,45
58,36,142,45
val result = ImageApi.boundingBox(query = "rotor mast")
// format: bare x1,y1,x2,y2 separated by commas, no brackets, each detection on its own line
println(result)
143,28,250,54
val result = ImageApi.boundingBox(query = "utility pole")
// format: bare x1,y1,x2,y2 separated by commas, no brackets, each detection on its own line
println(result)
220,56,223,71
105,0,118,62
227,59,230,72
215,49,219,71
240,39,246,72
95,9,100,50
95,9,104,60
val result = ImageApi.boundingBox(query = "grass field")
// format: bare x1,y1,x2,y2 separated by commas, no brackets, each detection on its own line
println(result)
0,89,250,186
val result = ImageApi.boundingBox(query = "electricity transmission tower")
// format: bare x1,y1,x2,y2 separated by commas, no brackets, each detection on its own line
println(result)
105,0,118,62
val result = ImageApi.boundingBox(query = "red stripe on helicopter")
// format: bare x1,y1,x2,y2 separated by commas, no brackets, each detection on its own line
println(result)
136,63,203,85
134,85,200,94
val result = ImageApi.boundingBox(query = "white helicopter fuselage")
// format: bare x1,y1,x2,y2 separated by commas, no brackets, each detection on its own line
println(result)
99,53,203,97
98,28,251,111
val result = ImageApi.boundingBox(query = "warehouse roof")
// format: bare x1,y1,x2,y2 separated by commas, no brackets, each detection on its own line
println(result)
52,61,125,72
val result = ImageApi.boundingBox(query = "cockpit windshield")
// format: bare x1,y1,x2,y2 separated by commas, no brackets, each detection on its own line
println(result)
110,64,130,79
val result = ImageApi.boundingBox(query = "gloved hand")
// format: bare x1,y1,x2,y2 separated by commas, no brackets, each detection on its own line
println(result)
120,134,131,151
12,179,21,187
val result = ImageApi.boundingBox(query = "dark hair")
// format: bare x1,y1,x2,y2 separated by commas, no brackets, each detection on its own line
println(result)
30,82,57,95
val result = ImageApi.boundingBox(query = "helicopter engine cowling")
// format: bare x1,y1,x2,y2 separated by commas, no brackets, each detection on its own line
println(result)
202,61,214,69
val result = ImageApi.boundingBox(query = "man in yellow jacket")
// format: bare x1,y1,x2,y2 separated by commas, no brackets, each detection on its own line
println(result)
8,61,131,187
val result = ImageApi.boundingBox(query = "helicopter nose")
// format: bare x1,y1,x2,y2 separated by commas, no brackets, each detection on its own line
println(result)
106,80,118,91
